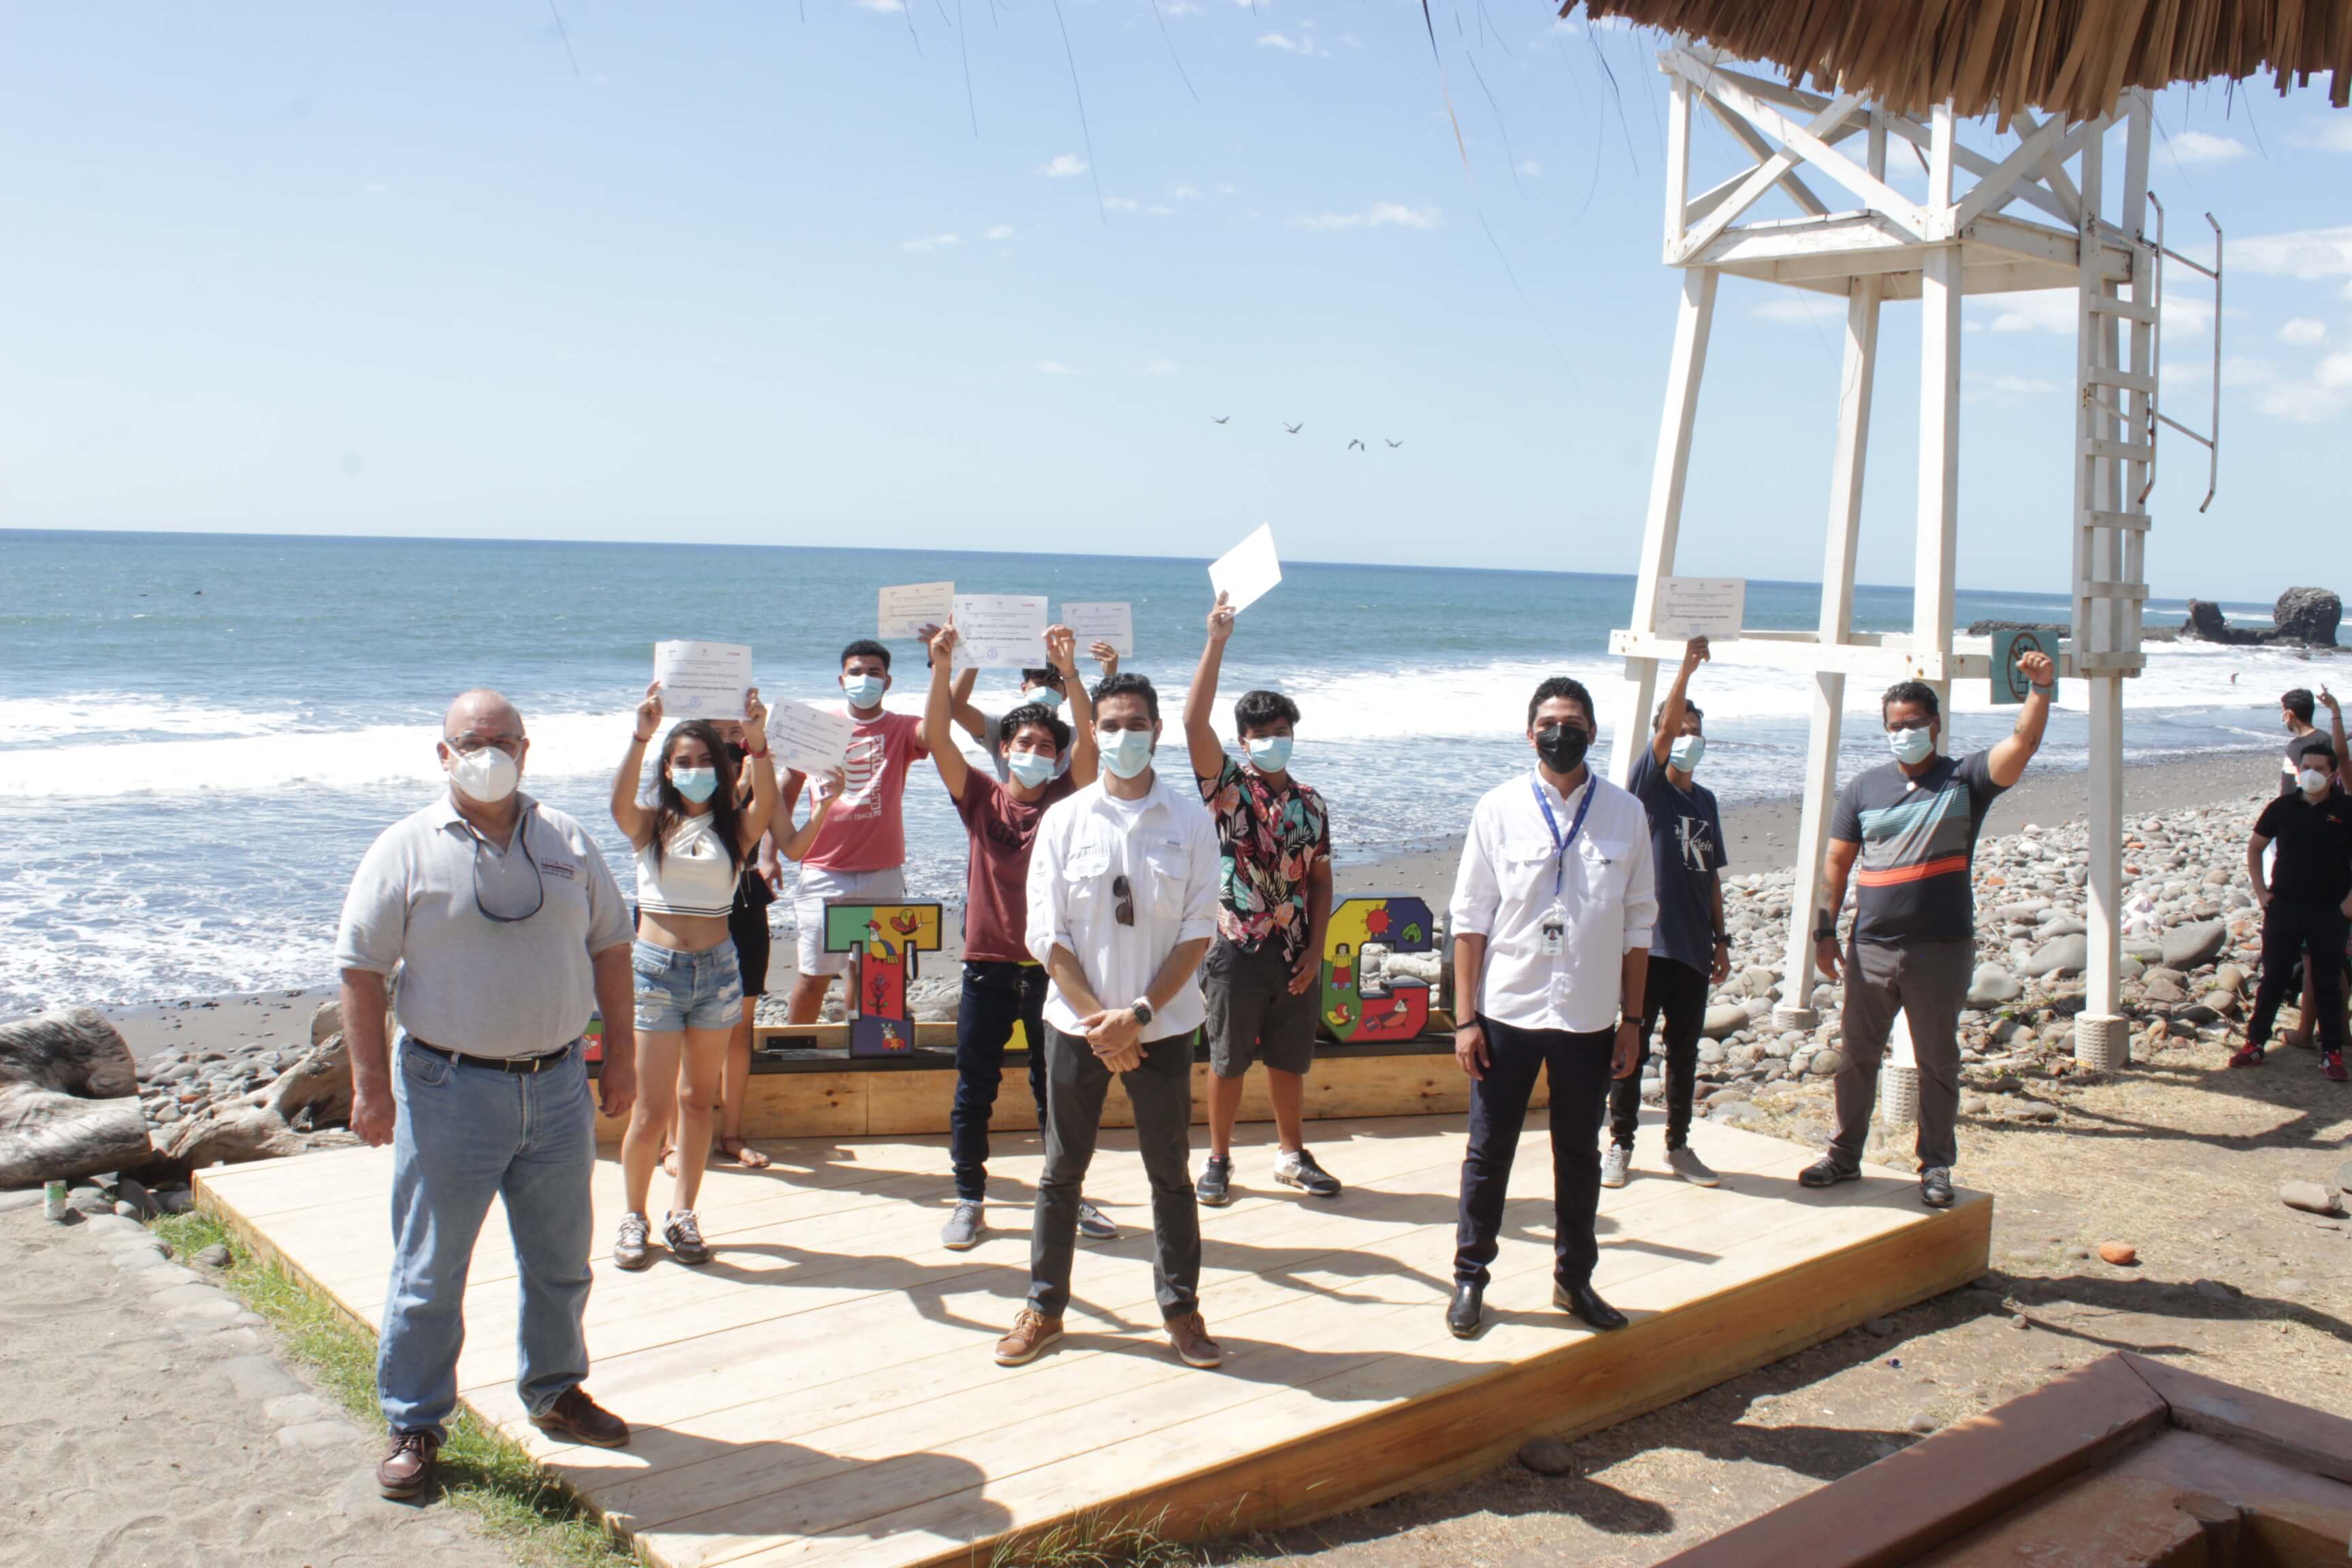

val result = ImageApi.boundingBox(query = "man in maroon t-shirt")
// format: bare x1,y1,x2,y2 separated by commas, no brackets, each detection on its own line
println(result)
923,621,1113,1249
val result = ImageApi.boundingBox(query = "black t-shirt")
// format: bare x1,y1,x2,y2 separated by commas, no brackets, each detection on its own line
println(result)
2255,791,2352,908
1628,749,1727,973
1830,751,2007,946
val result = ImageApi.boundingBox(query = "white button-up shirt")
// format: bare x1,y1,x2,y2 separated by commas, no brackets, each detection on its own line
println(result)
1450,768,1658,1034
1026,770,1223,1043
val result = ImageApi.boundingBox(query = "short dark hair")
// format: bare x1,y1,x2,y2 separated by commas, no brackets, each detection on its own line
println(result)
1233,689,1300,736
1652,698,1704,730
841,639,892,671
1882,680,1940,721
998,702,1072,753
2296,733,2337,766
1092,671,1160,723
1527,676,1595,730
2283,688,2317,723
1021,667,1064,688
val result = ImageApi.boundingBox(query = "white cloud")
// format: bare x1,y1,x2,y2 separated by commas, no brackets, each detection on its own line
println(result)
1752,294,1844,324
1963,373,2061,404
1215,182,1237,196
2286,118,2352,152
1257,31,1322,54
1105,196,1141,212
1036,154,1088,179
2221,356,2277,387
1147,203,1175,216
2251,351,2352,425
1171,183,1202,201
2281,318,2328,346
1977,292,2076,334
1518,159,1543,178
2167,130,2249,163
2236,226,2352,279
985,223,1015,240
853,0,903,11
900,233,960,252
2320,350,2352,390
1292,202,1441,231
361,182,391,195
1031,361,1085,376
1128,359,1179,377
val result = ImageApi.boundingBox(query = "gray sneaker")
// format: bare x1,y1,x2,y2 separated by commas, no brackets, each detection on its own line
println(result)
1075,1197,1119,1243
1666,1146,1721,1188
613,1211,652,1271
941,1198,984,1251
1600,1143,1632,1189
662,1209,712,1266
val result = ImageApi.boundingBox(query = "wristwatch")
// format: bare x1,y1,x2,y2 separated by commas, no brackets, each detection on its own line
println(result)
1813,915,1838,943
1129,997,1156,1026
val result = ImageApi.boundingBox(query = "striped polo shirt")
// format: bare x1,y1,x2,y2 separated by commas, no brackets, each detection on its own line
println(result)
1830,751,2006,945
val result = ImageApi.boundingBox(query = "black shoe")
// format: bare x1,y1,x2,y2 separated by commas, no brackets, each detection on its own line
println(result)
1798,1156,1861,1190
1446,1282,1484,1339
1275,1148,1342,1198
1552,1277,1629,1331
1195,1155,1233,1207
1918,1167,1955,1209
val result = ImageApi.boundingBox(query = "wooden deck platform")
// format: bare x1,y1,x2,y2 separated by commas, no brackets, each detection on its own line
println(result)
197,1115,1991,1568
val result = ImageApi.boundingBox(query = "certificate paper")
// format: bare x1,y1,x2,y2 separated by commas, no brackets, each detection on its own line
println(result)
1653,577,1746,641
1060,601,1134,658
767,700,858,774
1208,525,1281,613
878,582,956,640
651,641,752,720
950,593,1050,668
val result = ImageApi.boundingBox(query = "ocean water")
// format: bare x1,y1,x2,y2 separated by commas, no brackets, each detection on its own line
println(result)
0,529,2317,1014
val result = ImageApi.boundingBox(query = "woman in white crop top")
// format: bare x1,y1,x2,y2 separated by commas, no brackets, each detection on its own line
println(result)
606,682,778,1271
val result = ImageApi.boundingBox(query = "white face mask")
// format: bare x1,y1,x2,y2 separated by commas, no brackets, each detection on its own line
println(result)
448,745,520,804
2300,767,2331,796
1887,725,1936,766
1098,728,1154,779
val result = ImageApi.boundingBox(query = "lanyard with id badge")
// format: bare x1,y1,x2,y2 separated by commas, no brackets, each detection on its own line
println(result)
1531,773,1595,958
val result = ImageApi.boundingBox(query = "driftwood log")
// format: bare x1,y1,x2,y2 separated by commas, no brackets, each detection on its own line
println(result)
0,1007,152,1190
153,1012,365,1171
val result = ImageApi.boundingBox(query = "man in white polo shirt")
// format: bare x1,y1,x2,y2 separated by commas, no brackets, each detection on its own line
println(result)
337,689,641,1501
994,672,1226,1373
1444,675,1656,1340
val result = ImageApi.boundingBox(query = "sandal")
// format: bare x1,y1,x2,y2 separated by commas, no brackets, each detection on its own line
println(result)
720,1138,771,1169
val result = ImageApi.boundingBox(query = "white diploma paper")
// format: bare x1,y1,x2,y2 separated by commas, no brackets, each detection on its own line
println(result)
1059,601,1134,658
767,700,858,775
651,640,753,720
951,593,1051,668
1208,525,1282,613
1654,576,1746,641
878,582,956,640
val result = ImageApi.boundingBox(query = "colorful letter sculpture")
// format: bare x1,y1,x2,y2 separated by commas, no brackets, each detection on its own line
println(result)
1320,895,1436,1043
821,901,945,1058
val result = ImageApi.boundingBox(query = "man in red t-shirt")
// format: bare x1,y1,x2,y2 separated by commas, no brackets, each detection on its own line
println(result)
922,622,1112,1249
781,640,933,1024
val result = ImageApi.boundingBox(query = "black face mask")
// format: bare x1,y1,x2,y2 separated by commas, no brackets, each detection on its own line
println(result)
1535,723,1590,773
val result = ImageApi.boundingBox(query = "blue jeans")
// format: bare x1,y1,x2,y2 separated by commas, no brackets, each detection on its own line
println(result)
631,938,742,1033
949,962,1050,1200
378,1036,598,1439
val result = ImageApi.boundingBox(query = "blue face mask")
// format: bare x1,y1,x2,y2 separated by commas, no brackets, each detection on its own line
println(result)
1098,728,1155,779
1669,735,1705,773
1887,725,1936,765
1004,749,1056,788
1245,735,1294,774
843,673,886,709
670,766,718,804
1026,686,1065,710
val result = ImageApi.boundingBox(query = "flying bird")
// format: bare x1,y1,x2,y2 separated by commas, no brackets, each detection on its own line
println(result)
1211,416,1230,424
1386,439,1403,448
1282,422,1303,435
1347,439,1365,451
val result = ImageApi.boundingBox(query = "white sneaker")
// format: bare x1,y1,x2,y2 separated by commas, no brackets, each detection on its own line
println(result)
1600,1144,1632,1189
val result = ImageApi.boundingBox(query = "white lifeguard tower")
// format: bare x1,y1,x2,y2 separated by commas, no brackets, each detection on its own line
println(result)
1601,44,2222,1073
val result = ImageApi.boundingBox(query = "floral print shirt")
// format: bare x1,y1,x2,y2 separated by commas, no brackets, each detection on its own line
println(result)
1198,755,1332,964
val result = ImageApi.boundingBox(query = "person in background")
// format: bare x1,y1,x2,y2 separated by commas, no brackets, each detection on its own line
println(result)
2275,687,2347,1050
1803,653,2053,1209
1608,636,1731,1190
994,672,1225,1371
338,689,638,1501
1445,676,1653,1340
955,641,1124,782
924,623,1115,1248
1183,591,1337,1205
2236,734,2352,1083
609,685,777,1269
782,640,934,1024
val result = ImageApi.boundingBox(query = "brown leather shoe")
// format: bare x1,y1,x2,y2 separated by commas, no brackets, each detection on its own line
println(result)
1166,1310,1223,1369
377,1429,440,1499
529,1386,630,1448
994,1308,1064,1366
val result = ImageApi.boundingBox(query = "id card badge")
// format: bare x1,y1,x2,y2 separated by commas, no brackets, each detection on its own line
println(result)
1539,906,1567,958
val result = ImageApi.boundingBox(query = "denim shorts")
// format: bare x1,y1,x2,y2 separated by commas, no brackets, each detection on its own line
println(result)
632,938,743,1032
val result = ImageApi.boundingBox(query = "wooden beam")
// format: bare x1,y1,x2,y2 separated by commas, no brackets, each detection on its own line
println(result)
1915,105,1962,720
1673,90,1866,264
1697,93,1831,217
1677,63,1926,238
1949,112,2075,232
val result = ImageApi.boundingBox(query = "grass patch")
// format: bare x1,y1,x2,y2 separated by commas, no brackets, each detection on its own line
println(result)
983,1509,1229,1568
150,1210,634,1567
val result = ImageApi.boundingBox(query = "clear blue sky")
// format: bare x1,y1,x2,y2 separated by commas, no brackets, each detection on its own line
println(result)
2,4,2345,601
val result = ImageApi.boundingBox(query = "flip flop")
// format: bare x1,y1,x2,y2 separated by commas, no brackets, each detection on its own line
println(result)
721,1139,771,1170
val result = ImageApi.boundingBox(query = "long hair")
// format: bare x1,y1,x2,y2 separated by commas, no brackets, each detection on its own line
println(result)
648,718,745,874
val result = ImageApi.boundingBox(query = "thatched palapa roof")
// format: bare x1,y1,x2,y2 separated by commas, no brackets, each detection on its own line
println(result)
1569,0,2351,120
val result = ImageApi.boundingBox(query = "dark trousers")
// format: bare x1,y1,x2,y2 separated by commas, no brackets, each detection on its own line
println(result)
948,961,1050,1200
1610,956,1710,1149
2249,902,2349,1051
1027,1024,1201,1322
1833,938,1972,1173
1452,1016,1614,1290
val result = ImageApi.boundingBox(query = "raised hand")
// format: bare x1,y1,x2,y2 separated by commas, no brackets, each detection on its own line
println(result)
742,685,769,736
2017,649,2055,690
1206,590,1235,646
928,620,960,667
2321,685,2340,715
1681,635,1711,671
1044,624,1079,677
1090,640,1120,677
634,681,664,742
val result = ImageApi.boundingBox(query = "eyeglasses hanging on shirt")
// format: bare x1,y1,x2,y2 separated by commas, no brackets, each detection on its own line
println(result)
1531,772,1596,958
468,815,546,924
1112,873,1135,927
